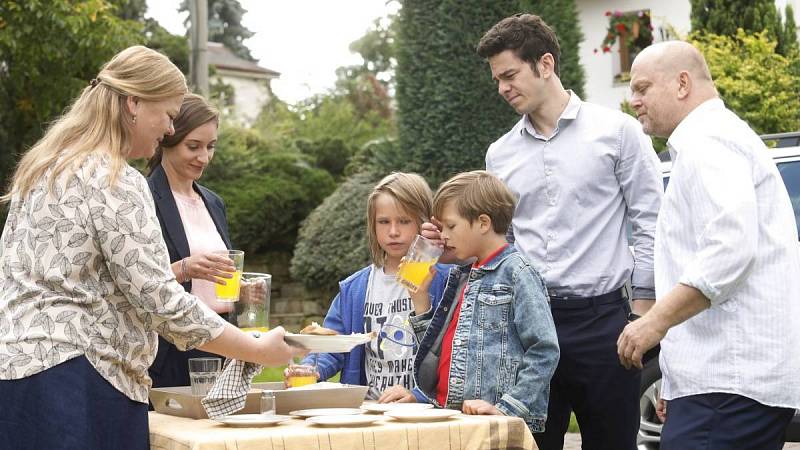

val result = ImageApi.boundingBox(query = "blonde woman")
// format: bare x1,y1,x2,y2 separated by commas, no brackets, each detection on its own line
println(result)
0,46,303,450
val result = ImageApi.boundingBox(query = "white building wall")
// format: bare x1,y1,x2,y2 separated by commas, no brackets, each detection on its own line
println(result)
218,72,273,126
576,0,691,109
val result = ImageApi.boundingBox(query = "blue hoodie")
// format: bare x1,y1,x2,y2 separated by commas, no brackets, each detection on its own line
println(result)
303,263,450,402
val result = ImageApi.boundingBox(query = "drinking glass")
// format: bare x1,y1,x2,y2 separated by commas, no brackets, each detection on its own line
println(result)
214,250,244,302
188,357,221,396
396,235,443,293
286,355,318,388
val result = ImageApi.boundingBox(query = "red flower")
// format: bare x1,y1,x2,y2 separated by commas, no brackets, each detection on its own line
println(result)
605,11,612,16
615,23,627,32
602,46,611,53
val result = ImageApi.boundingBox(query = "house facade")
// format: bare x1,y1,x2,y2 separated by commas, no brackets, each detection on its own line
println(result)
576,0,800,109
207,42,280,125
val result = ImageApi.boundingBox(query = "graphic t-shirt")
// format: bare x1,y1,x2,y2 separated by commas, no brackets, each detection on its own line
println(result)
363,265,416,400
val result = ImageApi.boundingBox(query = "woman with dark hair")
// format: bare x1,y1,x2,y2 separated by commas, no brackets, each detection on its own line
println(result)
145,93,236,388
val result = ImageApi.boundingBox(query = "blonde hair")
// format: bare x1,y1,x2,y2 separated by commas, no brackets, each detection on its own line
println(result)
2,45,187,202
366,172,433,267
433,170,516,233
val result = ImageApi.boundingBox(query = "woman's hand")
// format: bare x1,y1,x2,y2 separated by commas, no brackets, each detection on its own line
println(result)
256,326,307,367
174,252,236,284
378,385,417,403
462,399,503,415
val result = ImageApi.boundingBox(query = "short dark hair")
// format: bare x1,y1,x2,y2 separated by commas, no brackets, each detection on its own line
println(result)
476,14,561,77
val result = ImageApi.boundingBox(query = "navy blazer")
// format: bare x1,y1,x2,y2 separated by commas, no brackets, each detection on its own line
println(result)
146,164,233,292
146,165,233,387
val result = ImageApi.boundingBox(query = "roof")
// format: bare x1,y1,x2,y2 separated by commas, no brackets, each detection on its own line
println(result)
206,42,280,77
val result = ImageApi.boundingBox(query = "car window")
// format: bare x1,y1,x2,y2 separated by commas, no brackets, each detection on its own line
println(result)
776,160,800,240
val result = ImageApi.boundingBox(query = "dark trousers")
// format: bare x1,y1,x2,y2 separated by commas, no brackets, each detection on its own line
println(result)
0,355,148,450
534,297,641,450
661,393,794,450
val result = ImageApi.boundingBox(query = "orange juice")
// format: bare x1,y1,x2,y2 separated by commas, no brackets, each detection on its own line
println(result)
287,375,317,387
397,260,436,293
215,270,242,302
239,326,270,333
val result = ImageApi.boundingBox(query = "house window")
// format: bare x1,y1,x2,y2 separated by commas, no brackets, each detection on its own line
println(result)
600,10,654,82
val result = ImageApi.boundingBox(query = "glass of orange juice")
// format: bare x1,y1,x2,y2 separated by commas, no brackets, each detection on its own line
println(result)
237,272,271,333
214,250,244,302
286,355,318,388
396,235,443,293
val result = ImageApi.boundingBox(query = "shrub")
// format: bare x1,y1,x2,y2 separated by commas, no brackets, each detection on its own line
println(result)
290,171,379,290
690,30,800,134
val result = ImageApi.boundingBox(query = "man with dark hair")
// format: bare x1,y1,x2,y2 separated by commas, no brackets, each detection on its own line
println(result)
477,14,663,450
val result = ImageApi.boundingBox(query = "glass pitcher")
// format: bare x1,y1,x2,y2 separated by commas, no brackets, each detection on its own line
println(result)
235,272,272,333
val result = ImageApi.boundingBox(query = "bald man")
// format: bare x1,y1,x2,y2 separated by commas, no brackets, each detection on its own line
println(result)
618,41,800,450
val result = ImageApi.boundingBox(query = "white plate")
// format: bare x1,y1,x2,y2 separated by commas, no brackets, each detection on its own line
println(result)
289,408,365,417
306,414,382,427
383,408,462,422
360,402,434,414
213,414,293,427
284,333,375,353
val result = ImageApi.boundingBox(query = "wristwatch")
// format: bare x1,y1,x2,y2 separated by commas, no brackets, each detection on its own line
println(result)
627,313,642,322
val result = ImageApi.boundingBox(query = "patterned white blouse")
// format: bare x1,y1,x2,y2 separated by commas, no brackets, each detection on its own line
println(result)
0,154,225,402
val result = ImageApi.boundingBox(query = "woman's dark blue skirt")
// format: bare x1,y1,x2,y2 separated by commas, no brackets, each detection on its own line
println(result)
0,355,148,450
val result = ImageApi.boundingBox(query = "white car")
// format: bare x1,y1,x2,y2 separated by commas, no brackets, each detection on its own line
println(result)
637,132,800,449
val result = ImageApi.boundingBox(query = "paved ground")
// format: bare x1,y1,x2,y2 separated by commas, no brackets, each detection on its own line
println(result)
561,433,800,449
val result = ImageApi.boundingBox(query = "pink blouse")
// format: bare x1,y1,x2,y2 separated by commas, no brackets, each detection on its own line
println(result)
172,190,232,313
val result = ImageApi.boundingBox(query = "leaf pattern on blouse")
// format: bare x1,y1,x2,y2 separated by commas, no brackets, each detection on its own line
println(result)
0,154,225,402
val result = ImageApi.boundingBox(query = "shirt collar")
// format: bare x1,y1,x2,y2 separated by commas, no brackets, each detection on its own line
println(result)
521,90,582,140
667,98,724,158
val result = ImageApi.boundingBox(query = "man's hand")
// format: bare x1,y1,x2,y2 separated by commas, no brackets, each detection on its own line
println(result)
656,397,667,423
462,399,503,415
617,314,667,369
378,385,417,403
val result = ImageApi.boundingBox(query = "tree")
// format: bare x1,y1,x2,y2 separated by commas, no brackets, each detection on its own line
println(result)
395,0,522,185
779,5,799,56
690,30,800,134
519,0,586,98
180,0,255,61
0,0,142,199
689,0,797,56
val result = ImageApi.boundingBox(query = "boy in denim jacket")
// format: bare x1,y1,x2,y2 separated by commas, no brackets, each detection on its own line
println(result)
408,170,559,433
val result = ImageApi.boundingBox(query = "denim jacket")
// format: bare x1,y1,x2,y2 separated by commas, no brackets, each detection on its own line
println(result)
410,244,559,433
303,263,450,402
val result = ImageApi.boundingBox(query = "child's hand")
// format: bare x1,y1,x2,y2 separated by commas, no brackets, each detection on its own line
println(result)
377,385,417,403
406,263,435,314
462,399,504,415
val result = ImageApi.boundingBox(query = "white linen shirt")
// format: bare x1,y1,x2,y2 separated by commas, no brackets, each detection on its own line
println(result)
0,154,226,403
657,98,800,409
486,92,662,298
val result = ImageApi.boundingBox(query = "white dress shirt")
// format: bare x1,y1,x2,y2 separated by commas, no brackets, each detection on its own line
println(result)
657,98,800,409
486,92,662,298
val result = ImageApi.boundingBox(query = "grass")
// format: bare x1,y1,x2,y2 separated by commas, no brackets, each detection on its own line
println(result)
568,413,580,433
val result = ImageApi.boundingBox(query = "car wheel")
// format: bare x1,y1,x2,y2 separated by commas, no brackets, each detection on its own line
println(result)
638,359,662,450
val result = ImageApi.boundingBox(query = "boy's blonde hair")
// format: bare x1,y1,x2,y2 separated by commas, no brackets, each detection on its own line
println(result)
433,170,516,233
367,172,433,267
3,45,187,202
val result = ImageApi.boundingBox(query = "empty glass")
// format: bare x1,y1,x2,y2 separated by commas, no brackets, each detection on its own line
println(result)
188,357,221,395
236,272,272,333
